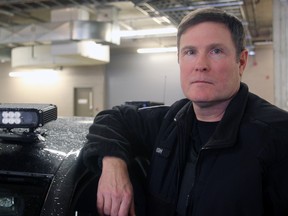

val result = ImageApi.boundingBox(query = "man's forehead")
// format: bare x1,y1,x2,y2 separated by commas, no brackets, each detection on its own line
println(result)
179,23,233,43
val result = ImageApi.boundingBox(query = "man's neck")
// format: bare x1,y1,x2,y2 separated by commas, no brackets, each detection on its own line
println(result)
192,99,232,122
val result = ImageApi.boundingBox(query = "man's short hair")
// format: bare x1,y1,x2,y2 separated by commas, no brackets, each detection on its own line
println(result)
177,7,246,61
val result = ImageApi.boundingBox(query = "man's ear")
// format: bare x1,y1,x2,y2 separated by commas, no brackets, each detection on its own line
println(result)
239,49,248,76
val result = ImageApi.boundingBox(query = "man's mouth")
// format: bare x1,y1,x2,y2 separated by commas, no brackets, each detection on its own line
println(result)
191,80,212,84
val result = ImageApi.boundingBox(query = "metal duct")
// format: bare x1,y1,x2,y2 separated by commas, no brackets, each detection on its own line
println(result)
0,21,120,46
11,42,110,68
5,6,119,67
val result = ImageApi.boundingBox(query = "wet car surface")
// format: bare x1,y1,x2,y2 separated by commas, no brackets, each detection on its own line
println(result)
0,116,94,216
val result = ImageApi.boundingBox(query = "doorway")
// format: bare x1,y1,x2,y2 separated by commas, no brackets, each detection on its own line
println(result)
74,87,93,117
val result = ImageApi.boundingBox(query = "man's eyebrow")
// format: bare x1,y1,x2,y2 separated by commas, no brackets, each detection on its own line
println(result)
180,45,196,52
179,43,228,53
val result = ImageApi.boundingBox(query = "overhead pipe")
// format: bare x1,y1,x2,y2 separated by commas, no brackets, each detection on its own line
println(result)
157,1,244,12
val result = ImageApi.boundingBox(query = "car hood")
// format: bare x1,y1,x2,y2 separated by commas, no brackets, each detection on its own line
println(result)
0,116,93,175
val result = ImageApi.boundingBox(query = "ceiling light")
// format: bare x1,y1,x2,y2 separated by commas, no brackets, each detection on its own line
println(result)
152,16,171,25
248,50,256,56
9,69,59,83
137,47,177,54
120,27,177,38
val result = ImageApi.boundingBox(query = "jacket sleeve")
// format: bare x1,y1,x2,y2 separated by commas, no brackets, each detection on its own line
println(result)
81,104,169,173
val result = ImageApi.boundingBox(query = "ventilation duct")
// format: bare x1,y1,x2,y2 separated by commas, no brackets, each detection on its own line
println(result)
0,21,120,46
3,7,119,68
11,42,110,68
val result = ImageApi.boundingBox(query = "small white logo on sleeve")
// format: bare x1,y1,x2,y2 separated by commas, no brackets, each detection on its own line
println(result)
156,147,163,154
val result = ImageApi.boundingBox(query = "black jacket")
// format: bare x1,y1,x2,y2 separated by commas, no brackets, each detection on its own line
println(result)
82,83,288,216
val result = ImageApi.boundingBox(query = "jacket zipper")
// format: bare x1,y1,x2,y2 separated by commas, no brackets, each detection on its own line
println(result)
186,147,204,215
174,117,186,198
175,115,197,216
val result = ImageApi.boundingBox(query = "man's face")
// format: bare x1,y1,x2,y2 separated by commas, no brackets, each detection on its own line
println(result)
178,22,248,106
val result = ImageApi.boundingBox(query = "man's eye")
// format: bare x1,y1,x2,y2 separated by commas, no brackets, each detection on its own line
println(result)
185,50,195,55
211,48,223,54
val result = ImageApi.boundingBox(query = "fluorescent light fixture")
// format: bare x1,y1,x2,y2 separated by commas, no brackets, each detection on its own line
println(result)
248,50,256,56
152,16,171,25
137,47,177,54
120,27,177,38
9,69,57,78
9,69,59,83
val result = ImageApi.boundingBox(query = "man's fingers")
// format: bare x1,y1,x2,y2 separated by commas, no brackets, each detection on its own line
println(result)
110,195,122,216
118,196,134,216
98,194,131,216
96,188,135,216
96,193,104,216
96,157,134,216
103,196,112,216
129,200,136,216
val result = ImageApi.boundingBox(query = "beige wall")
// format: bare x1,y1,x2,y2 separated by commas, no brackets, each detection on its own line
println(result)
0,63,106,116
242,44,274,104
106,45,275,108
0,44,274,116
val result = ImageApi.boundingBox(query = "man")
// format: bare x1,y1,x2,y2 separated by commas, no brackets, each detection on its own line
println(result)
82,7,288,216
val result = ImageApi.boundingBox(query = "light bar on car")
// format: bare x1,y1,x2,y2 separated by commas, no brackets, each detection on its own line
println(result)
0,104,57,129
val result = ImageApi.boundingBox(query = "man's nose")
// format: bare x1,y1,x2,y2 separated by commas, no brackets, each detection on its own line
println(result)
195,54,209,72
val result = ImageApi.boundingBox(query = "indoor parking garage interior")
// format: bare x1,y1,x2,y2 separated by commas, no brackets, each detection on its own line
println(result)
0,0,287,215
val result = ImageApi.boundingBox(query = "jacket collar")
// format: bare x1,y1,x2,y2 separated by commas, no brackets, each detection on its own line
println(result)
205,82,249,149
175,82,249,149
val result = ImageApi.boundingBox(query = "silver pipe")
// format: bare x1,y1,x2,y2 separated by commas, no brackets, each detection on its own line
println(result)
158,1,244,12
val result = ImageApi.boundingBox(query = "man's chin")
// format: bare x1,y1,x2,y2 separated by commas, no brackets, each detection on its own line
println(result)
191,100,215,108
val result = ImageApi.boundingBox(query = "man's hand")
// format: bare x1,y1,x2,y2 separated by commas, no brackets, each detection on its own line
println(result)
97,156,136,216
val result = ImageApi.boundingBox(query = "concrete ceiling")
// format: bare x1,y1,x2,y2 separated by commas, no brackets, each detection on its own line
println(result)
0,0,273,53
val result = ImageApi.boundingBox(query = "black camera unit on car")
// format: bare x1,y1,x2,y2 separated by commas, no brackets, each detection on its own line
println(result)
0,103,57,142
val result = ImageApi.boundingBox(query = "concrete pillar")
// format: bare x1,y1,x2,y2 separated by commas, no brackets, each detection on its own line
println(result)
274,0,288,109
